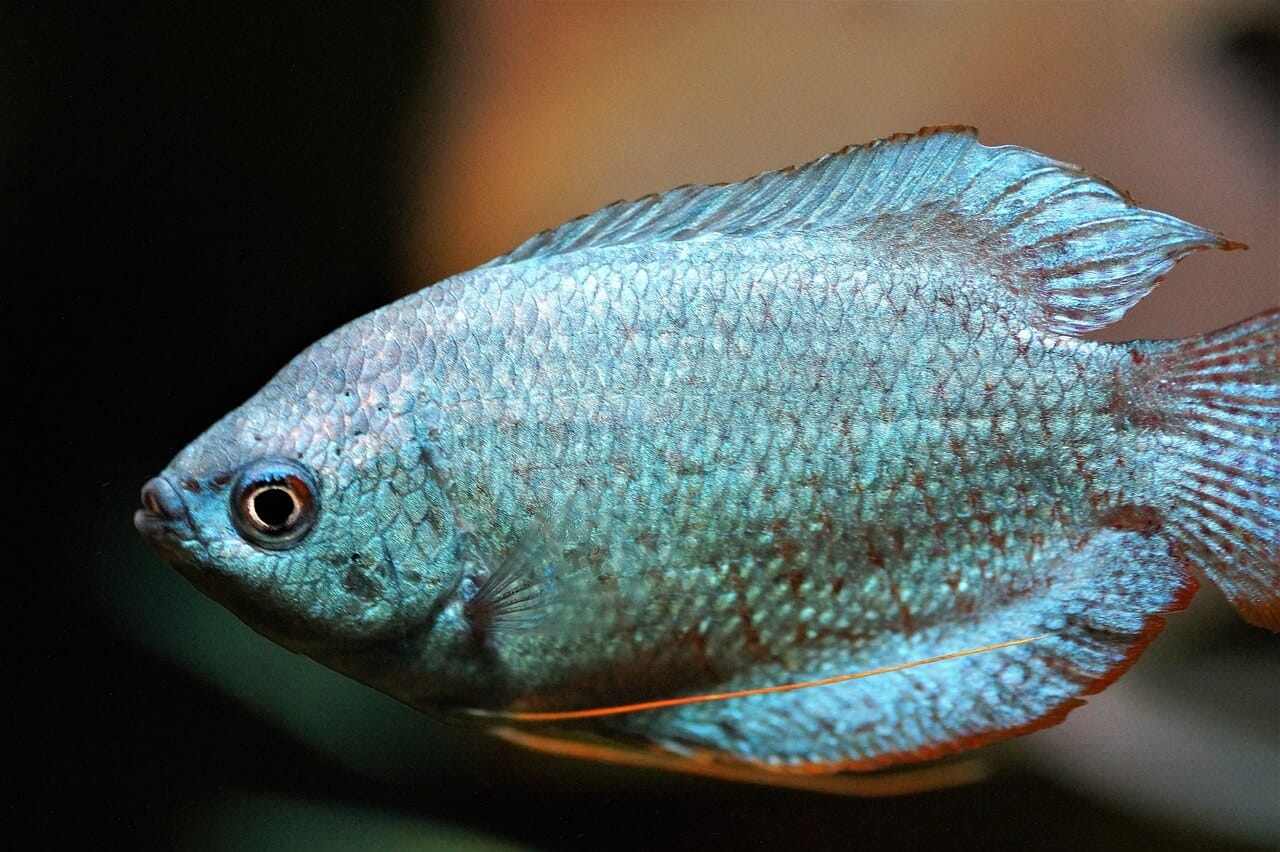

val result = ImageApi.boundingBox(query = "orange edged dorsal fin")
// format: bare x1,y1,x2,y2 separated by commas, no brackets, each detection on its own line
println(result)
483,126,1234,336
489,726,990,797
466,634,1048,723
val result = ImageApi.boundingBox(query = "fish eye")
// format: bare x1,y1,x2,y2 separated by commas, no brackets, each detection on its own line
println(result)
230,459,319,549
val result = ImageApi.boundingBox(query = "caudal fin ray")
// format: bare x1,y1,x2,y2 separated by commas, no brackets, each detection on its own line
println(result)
1147,309,1279,629
1172,489,1273,564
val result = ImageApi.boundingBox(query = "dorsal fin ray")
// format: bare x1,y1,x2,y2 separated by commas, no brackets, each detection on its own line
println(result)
484,125,1239,335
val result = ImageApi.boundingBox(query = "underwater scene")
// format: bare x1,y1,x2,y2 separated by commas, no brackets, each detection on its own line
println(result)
15,3,1277,850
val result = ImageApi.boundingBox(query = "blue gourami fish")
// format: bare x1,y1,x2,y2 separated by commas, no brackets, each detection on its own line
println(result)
136,127,1279,789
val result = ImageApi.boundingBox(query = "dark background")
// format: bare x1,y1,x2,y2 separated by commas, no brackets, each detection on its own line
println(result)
8,4,1277,850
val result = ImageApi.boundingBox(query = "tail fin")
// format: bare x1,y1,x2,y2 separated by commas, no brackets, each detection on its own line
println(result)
1143,309,1279,629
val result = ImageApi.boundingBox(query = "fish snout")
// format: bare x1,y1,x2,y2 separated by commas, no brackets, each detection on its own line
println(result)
134,475,195,548
140,476,183,519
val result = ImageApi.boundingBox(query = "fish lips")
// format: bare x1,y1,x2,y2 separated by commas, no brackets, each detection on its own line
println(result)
134,475,201,566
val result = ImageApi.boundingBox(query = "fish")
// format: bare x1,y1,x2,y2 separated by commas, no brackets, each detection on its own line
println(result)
135,126,1278,789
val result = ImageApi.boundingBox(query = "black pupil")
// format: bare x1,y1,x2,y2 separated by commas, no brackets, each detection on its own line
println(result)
252,486,297,530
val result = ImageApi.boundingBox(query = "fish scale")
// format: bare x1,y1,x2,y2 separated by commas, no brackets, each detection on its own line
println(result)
137,127,1278,781
420,238,1131,699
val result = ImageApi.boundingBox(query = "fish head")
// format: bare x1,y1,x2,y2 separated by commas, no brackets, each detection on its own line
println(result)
134,325,462,653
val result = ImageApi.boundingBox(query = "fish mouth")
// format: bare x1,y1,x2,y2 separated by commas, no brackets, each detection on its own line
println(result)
134,475,200,565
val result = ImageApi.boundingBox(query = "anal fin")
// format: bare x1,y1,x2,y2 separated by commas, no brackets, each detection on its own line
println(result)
597,530,1195,771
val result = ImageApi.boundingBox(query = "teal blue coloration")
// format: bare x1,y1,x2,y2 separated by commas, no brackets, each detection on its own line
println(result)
137,127,1279,778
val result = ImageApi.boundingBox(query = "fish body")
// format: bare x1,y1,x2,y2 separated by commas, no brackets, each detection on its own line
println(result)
137,128,1278,777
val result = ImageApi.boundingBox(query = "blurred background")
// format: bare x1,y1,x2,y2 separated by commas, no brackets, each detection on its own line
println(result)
8,2,1277,849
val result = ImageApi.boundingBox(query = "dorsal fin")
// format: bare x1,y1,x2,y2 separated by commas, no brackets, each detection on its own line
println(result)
484,125,1238,335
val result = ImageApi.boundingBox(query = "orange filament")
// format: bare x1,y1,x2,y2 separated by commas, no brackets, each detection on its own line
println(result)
468,633,1049,722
